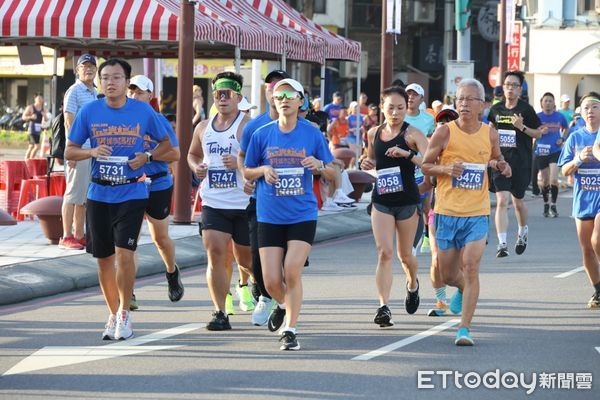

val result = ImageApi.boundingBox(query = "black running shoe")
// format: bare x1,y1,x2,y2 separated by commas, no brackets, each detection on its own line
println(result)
267,306,286,332
405,280,420,314
550,205,558,218
496,243,509,258
587,292,600,308
166,265,184,302
279,330,300,350
374,305,394,327
515,234,527,255
206,311,231,331
543,204,549,218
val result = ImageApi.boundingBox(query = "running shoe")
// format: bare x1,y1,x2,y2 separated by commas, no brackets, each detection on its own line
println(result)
449,291,463,315
166,265,184,302
252,296,274,326
206,310,232,331
420,236,431,254
543,204,549,218
455,326,474,346
427,300,449,316
496,243,509,258
405,280,420,314
587,292,600,308
268,306,286,332
321,198,345,212
115,310,134,340
550,205,558,218
333,189,355,205
515,233,528,255
129,293,139,311
236,282,256,312
78,236,87,247
374,305,394,327
102,314,117,340
225,292,235,315
279,330,300,351
58,236,84,250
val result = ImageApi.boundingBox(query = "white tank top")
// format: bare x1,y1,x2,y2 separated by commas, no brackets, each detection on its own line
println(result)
200,111,249,210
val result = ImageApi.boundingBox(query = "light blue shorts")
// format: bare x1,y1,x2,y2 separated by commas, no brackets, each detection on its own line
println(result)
434,214,489,251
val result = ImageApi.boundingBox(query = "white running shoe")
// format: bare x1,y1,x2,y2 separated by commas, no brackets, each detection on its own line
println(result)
333,189,355,204
252,296,273,326
102,314,117,340
322,198,345,212
115,309,134,340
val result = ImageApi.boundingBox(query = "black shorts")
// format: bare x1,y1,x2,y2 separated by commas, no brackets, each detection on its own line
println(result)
28,134,40,144
535,152,560,170
146,186,173,220
200,205,250,246
258,220,317,248
492,167,530,199
86,198,147,258
372,203,418,221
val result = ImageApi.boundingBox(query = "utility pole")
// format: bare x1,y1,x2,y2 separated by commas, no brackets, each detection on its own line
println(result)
499,0,507,79
455,0,471,61
380,0,393,93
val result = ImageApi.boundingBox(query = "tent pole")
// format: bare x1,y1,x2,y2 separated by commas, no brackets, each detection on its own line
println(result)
281,52,286,71
51,48,58,118
251,59,262,117
355,60,362,169
320,64,325,104
235,47,241,73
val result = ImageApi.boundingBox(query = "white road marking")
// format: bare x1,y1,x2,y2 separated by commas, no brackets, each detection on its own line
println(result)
595,347,600,355
3,323,205,376
352,319,461,361
554,266,584,278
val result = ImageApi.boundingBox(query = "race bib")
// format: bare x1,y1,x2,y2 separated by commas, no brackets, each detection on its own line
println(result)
97,156,128,184
274,167,305,196
208,168,237,189
377,166,403,195
498,129,516,148
33,123,42,134
452,163,485,191
578,168,600,192
537,144,551,156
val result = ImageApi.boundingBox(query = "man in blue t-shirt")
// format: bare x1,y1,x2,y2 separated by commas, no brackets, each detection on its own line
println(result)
127,75,183,307
323,91,344,121
65,59,172,341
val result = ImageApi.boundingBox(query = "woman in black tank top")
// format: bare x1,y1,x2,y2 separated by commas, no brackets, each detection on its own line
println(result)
360,86,430,328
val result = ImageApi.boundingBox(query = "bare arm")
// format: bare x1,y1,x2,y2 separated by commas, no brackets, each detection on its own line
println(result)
64,140,111,161
187,121,208,179
488,127,511,177
385,126,428,167
511,113,544,139
64,111,75,134
360,126,378,170
192,98,203,125
421,124,453,176
563,145,594,176
22,106,33,122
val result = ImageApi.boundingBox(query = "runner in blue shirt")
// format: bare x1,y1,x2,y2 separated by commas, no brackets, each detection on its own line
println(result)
536,92,568,217
558,92,600,309
65,59,172,341
244,78,335,351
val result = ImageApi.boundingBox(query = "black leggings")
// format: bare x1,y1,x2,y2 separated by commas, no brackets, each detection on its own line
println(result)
247,198,271,299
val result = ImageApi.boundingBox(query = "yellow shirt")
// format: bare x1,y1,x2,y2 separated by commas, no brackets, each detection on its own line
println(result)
435,120,492,217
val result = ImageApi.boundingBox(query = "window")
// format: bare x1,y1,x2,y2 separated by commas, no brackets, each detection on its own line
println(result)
314,0,327,14
286,0,327,14
578,0,598,13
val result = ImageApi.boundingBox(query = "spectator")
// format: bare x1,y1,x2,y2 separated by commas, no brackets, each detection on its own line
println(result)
323,91,344,121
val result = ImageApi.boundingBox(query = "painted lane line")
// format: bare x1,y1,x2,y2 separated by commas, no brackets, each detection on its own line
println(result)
3,323,205,376
554,266,584,278
352,319,461,361
595,347,600,355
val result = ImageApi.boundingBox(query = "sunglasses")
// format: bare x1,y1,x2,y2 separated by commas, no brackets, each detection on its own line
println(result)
213,89,238,100
273,90,301,101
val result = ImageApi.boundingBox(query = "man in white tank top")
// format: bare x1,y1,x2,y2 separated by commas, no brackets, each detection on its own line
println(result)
187,72,253,331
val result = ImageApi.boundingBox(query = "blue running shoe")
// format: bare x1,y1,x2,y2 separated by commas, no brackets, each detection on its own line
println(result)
450,291,462,315
455,326,474,346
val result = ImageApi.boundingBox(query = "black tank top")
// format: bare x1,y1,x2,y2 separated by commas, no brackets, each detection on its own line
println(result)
28,105,43,135
371,122,419,207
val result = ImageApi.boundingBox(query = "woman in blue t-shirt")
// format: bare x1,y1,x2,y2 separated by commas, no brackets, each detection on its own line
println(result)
244,78,335,351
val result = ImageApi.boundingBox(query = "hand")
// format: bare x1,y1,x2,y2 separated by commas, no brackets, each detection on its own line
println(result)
361,158,375,170
301,156,322,171
578,146,594,162
128,152,147,171
556,138,564,146
243,179,256,195
194,163,208,179
222,154,238,170
540,126,549,135
497,160,512,177
91,145,112,158
446,161,464,178
67,160,77,168
385,145,409,158
263,166,279,185
511,113,524,131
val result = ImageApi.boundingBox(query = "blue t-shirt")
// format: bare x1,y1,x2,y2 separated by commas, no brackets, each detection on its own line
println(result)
68,98,167,203
347,114,363,143
241,112,273,153
404,111,435,137
323,103,342,121
557,127,600,218
245,120,334,224
536,111,567,156
145,113,179,191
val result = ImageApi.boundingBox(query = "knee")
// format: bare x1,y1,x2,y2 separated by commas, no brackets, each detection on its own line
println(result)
377,246,394,263
264,279,282,297
496,196,509,208
462,262,480,280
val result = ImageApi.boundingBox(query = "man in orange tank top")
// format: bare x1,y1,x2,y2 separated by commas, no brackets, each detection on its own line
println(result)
422,79,511,346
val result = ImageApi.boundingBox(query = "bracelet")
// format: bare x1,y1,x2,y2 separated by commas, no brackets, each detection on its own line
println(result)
406,150,416,161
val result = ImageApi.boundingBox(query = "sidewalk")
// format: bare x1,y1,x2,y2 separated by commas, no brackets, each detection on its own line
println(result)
0,200,373,306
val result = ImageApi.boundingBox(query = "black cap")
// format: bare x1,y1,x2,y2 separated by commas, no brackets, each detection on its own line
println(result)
265,69,290,84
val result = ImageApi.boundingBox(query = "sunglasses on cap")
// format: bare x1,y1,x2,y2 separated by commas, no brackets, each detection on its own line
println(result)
213,89,239,100
273,90,301,101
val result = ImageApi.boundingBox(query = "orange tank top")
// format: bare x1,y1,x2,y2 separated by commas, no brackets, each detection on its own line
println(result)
435,120,492,217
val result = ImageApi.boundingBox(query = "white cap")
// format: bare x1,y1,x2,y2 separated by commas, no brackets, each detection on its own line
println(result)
239,97,257,111
405,83,425,97
129,75,154,92
432,100,442,108
273,78,304,95
560,94,571,102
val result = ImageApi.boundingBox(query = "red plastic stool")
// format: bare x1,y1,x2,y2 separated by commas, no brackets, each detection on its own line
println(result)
26,158,48,177
17,178,48,221
313,176,323,210
0,160,31,217
192,190,202,219
48,172,66,196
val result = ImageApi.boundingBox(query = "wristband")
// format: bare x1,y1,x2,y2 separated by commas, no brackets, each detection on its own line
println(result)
575,157,584,167
406,150,416,161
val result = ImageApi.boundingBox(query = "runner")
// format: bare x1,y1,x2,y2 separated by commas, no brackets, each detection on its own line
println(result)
488,71,543,257
22,93,48,160
187,71,252,331
535,92,568,218
422,78,511,345
64,58,173,340
361,86,429,328
127,75,184,303
560,92,600,308
243,78,335,350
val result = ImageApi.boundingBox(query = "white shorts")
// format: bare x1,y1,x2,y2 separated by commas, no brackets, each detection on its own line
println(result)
64,158,91,205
